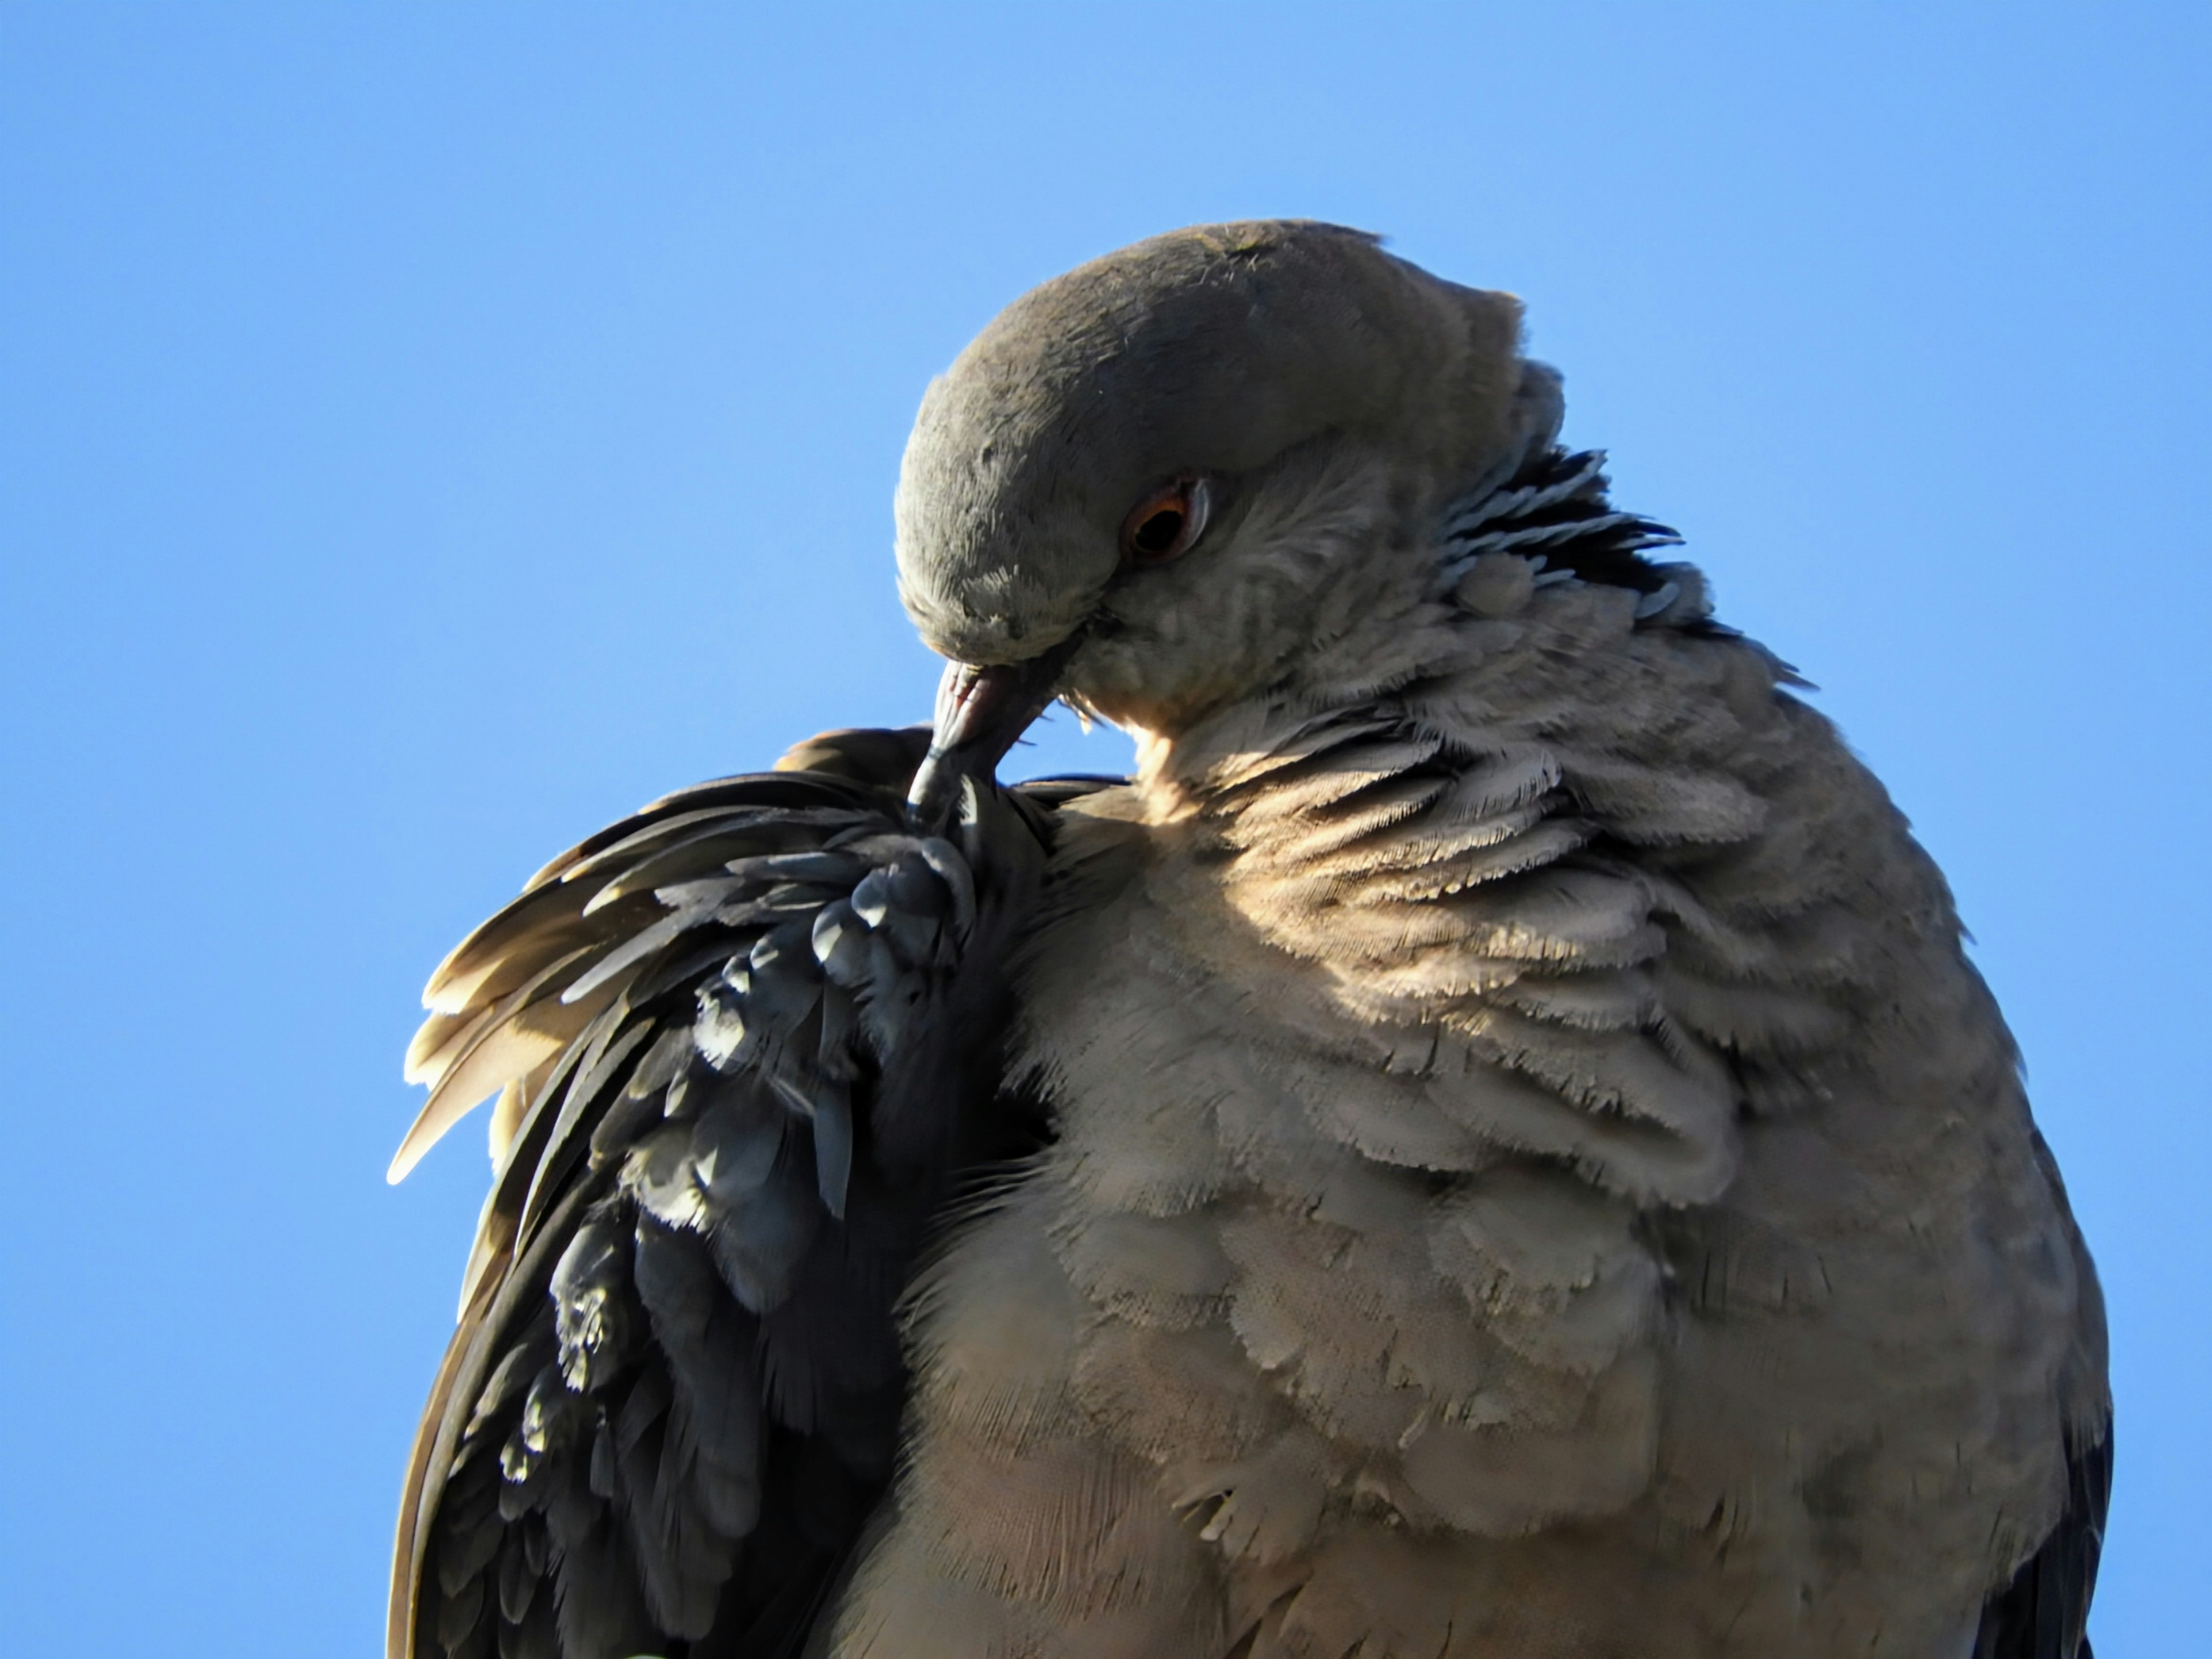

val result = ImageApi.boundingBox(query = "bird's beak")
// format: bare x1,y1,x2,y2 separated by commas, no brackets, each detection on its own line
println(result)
907,631,1085,831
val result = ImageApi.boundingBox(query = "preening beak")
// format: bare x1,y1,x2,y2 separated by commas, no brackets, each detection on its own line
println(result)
907,632,1085,831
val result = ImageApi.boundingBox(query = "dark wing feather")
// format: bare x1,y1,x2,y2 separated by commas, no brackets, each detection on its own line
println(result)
1972,1418,2113,1659
389,730,1085,1659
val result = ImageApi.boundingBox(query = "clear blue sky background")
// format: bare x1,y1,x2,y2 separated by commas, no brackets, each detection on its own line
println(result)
2,6,2203,1654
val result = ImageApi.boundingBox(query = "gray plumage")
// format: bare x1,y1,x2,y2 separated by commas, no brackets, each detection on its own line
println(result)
391,221,2107,1659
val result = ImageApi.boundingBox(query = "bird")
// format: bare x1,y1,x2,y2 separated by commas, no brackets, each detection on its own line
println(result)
387,220,2109,1659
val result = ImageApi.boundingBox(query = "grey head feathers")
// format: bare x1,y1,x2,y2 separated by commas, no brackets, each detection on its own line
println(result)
895,222,1544,714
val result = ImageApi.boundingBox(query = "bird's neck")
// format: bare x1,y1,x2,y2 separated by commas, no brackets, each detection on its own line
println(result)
1124,596,1467,821
1124,444,1693,825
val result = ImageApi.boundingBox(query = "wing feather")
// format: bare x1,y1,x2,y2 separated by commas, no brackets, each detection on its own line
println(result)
389,738,1085,1659
1972,1418,2113,1659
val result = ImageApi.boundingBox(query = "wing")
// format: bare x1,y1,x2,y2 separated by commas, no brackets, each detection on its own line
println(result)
1971,1418,2113,1659
388,729,1077,1659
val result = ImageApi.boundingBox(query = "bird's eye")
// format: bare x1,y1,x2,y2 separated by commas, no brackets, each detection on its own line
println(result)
1119,475,1212,566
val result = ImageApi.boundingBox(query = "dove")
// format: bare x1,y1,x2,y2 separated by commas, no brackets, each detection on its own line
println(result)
389,221,2107,1659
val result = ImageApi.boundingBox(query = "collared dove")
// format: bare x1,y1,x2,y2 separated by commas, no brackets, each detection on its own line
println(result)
388,221,2108,1659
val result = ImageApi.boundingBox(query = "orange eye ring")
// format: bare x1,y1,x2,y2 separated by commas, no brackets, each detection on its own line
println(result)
1119,475,1213,566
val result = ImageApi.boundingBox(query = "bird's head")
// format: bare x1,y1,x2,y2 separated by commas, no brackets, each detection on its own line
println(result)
896,220,1560,825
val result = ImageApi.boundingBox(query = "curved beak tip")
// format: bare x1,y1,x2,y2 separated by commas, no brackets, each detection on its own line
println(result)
905,635,1084,830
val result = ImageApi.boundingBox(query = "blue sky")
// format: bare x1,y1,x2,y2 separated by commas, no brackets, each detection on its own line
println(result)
1,6,2203,1654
